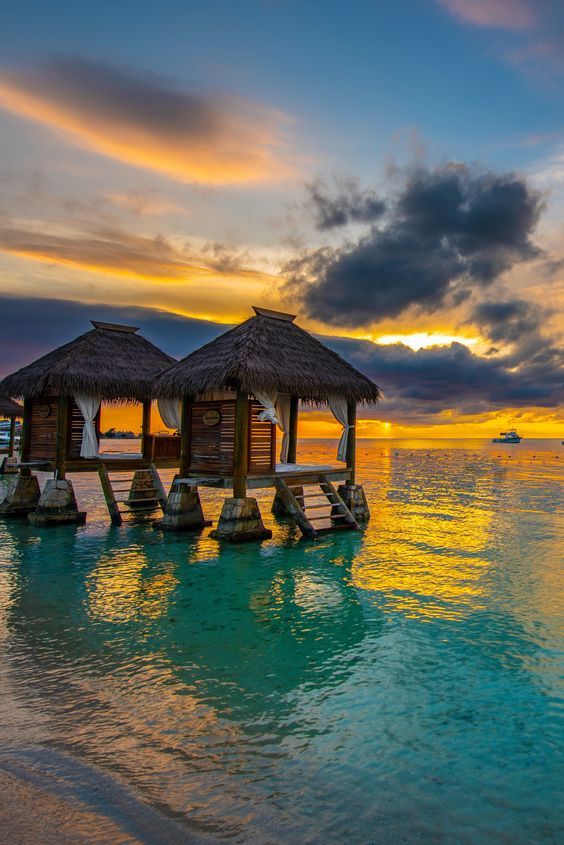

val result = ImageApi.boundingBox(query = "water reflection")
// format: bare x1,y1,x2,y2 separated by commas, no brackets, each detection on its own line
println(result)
87,547,178,623
0,442,562,844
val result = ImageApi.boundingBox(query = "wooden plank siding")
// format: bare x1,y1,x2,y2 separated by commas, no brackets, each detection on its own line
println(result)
28,396,101,463
144,434,181,460
189,399,236,473
28,396,59,462
188,397,275,476
248,398,276,474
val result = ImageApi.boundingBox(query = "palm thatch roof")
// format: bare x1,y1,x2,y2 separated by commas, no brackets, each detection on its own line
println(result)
0,321,175,402
0,398,23,418
155,307,380,404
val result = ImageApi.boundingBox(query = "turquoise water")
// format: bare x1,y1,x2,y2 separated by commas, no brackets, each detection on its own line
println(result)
1,439,563,844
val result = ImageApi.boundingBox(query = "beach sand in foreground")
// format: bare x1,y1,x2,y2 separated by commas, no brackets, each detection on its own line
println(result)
0,748,203,845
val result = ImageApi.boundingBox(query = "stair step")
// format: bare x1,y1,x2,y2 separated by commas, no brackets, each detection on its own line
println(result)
120,497,159,505
118,507,159,514
112,486,158,492
275,476,358,540
116,490,159,496
308,513,349,522
303,503,333,510
290,484,322,490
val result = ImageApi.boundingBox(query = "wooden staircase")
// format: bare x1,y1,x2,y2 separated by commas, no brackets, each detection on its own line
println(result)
274,473,358,539
98,463,167,526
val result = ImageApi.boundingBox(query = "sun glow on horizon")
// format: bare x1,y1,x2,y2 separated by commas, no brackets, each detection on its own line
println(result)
370,332,480,351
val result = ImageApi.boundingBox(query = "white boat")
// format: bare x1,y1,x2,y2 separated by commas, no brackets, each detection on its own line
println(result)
492,429,522,444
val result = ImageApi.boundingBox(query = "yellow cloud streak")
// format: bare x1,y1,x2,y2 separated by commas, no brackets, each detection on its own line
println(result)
2,244,275,288
0,247,277,326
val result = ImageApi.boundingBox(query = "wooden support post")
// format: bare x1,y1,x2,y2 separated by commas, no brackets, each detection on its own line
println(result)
141,400,152,458
287,396,299,464
346,400,357,485
233,391,249,498
8,416,16,458
98,463,122,526
20,398,32,476
55,396,70,479
179,396,191,477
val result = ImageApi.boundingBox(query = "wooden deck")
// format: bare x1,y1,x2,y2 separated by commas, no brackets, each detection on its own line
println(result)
177,464,351,490
16,454,180,473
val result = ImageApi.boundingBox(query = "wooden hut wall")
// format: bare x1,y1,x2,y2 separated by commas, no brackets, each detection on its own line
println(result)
28,396,58,462
189,399,236,473
248,398,276,473
188,398,275,475
27,396,102,462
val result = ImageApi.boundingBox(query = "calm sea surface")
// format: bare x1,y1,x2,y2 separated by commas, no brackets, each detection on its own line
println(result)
0,439,562,844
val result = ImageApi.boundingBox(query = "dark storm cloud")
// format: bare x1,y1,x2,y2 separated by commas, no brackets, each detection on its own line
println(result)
305,177,386,230
0,296,226,375
470,298,545,344
324,335,564,422
1,295,561,423
469,296,563,374
287,164,544,327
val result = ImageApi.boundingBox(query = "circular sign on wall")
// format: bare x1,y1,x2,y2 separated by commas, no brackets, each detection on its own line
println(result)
37,403,52,419
203,409,222,427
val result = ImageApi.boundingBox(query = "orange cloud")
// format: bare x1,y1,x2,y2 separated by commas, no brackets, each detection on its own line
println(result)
439,0,535,29
0,56,299,185
0,219,276,287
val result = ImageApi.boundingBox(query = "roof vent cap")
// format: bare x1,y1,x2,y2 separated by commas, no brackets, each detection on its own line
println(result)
252,306,296,322
91,321,139,334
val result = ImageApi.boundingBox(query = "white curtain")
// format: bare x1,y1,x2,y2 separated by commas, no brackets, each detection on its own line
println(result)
255,391,280,425
158,398,181,431
275,394,291,463
75,394,101,458
329,396,351,463
256,392,295,463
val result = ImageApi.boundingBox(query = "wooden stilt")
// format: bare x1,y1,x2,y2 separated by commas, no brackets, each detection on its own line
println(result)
8,416,16,458
287,396,298,463
98,463,122,525
20,398,32,477
179,396,191,477
55,396,70,479
141,400,152,458
346,400,357,485
233,391,249,499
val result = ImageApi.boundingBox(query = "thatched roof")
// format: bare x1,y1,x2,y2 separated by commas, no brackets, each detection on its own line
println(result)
0,398,23,418
0,321,175,402
155,307,380,403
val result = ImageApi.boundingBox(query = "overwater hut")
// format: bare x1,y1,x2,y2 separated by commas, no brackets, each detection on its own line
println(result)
154,306,380,540
0,398,23,470
0,321,177,525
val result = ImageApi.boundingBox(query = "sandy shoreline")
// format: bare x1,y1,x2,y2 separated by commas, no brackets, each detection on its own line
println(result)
0,747,210,845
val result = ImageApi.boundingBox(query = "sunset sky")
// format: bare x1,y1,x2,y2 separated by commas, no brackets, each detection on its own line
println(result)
0,0,562,437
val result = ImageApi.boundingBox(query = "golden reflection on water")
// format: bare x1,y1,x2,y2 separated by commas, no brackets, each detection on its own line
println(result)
87,548,178,623
351,446,499,621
